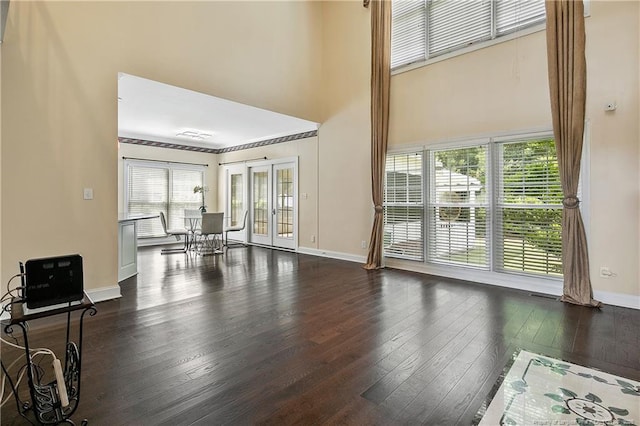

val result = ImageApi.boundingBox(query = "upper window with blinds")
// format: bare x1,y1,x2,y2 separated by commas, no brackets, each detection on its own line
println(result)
391,0,546,70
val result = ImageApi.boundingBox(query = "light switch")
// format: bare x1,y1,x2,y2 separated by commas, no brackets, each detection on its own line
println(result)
83,188,94,200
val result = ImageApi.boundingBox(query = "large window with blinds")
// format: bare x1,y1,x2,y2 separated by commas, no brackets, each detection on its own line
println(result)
384,135,566,279
125,160,205,238
391,0,546,70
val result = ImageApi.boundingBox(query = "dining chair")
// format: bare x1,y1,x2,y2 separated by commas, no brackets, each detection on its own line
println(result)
197,212,224,255
159,211,189,254
224,210,248,248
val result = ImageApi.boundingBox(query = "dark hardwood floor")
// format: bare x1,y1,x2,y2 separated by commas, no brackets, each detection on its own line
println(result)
2,246,639,425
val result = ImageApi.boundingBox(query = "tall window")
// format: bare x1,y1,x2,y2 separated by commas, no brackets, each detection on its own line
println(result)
429,146,489,267
383,152,424,261
125,161,205,238
495,139,563,275
384,136,568,279
391,0,546,69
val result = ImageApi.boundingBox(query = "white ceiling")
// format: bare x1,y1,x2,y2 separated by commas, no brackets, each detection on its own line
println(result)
117,73,318,150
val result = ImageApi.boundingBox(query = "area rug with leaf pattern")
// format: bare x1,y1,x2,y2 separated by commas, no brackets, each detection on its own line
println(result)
473,350,640,426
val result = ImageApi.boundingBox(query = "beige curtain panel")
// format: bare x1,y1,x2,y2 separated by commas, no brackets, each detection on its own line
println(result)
545,0,600,307
364,0,391,270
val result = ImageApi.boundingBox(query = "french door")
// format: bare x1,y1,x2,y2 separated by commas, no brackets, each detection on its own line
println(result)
249,160,297,249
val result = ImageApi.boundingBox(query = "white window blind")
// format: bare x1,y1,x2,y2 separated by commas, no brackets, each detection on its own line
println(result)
384,152,424,261
392,0,546,70
391,0,427,69
495,139,563,276
428,146,489,268
168,169,205,231
496,0,546,35
428,0,492,56
126,162,204,238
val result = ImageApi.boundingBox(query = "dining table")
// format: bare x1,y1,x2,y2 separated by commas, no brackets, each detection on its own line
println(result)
183,210,203,250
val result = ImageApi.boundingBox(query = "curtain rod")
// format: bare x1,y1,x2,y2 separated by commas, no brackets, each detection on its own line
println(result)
122,157,209,167
218,157,267,166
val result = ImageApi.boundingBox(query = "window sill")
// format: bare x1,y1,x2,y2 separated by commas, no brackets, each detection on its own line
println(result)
384,256,563,297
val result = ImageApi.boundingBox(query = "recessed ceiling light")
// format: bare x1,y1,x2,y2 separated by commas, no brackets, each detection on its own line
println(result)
176,130,213,141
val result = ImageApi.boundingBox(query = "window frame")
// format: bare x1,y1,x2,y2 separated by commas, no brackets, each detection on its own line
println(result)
383,150,426,262
124,159,206,239
426,143,492,269
384,129,589,286
391,0,590,75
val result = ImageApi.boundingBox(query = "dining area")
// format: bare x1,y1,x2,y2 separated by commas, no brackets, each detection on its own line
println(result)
158,209,248,256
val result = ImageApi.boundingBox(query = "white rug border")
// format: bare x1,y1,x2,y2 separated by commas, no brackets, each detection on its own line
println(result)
473,348,640,425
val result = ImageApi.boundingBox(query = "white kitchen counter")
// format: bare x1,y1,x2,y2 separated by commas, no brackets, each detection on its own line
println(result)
118,214,159,282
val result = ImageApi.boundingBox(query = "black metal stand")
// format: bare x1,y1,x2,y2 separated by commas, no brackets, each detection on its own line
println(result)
2,293,96,425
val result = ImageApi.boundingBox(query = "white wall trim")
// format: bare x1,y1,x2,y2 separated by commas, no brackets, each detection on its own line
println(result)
385,258,639,310
297,247,366,264
87,285,122,303
593,290,640,310
386,257,563,294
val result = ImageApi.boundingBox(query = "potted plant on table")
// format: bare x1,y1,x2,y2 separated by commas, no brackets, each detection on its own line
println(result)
193,185,208,213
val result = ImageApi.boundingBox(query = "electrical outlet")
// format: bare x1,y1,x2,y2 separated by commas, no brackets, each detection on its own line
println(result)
599,266,612,278
83,188,93,200
311,235,316,243
361,240,367,249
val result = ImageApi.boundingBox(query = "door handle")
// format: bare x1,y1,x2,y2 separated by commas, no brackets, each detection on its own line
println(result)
272,209,276,215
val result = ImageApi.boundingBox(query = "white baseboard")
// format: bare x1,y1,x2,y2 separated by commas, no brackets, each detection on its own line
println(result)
297,247,367,264
86,285,122,303
594,290,640,310
385,258,639,310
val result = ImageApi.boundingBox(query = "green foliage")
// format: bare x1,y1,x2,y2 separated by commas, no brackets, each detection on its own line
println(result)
552,405,571,414
544,393,565,402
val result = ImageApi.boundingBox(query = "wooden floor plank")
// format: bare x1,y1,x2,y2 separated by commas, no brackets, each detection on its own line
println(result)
1,246,638,426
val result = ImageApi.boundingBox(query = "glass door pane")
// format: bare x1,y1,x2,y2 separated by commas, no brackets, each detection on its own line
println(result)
253,171,268,235
251,168,271,246
276,167,294,239
272,162,296,249
230,173,243,227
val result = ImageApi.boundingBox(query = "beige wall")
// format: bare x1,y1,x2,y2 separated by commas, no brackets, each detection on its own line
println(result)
317,1,372,257
584,1,639,298
1,1,323,290
0,45,2,280
117,143,218,214
390,31,550,143
216,137,319,250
